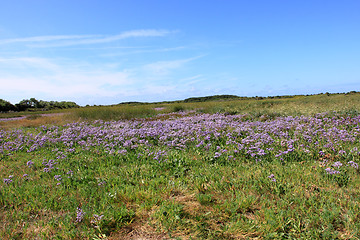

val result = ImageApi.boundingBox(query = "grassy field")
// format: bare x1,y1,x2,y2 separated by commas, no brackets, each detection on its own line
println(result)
1,93,360,239
71,92,360,121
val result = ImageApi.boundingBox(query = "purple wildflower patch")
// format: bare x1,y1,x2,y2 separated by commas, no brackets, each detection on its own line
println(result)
76,207,86,222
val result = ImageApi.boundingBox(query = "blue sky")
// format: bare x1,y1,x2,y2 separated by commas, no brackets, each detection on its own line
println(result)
0,0,359,105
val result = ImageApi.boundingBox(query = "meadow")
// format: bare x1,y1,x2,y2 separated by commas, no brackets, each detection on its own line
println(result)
1,92,360,239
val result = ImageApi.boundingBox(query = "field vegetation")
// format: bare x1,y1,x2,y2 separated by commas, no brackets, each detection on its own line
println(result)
1,92,360,239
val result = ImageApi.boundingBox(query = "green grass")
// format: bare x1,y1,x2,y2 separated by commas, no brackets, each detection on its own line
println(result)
1,92,360,239
70,105,159,121
2,147,360,239
67,92,360,121
1,92,360,123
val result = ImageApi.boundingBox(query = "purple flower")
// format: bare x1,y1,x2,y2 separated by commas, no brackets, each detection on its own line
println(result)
118,149,127,155
338,150,346,155
325,167,340,175
268,174,276,182
91,214,104,226
27,160,34,168
54,175,62,181
76,207,86,222
98,181,106,186
348,161,358,169
3,178,13,184
332,161,343,168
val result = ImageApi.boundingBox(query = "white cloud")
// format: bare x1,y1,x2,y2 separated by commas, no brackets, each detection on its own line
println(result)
0,29,208,105
0,57,61,72
177,74,205,86
143,55,204,76
0,29,174,48
0,73,129,98
0,35,99,44
0,56,134,102
0,54,205,104
101,46,186,57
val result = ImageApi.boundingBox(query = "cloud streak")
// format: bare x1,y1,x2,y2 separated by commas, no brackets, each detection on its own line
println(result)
0,29,174,47
0,28,209,105
0,53,205,105
0,35,99,44
143,55,205,76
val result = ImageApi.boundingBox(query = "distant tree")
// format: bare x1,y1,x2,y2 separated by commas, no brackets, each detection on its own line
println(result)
0,99,16,112
15,99,32,111
184,95,240,103
7,98,79,112
30,98,40,108
38,100,50,109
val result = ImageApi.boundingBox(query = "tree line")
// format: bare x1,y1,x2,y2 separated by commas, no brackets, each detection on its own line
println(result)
0,98,79,112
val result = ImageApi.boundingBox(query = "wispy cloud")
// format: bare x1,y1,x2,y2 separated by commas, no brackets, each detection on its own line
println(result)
0,35,99,44
143,55,204,76
0,29,209,105
0,29,174,48
0,57,61,72
102,46,186,57
0,53,207,105
178,74,205,86
0,56,133,100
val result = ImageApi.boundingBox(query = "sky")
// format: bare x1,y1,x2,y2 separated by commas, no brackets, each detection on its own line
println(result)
0,0,359,106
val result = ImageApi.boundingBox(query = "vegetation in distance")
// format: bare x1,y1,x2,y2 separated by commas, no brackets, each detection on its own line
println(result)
1,91,358,115
1,91,360,129
71,91,360,122
0,98,79,113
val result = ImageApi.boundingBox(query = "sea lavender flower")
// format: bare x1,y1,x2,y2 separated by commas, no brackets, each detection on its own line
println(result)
22,174,29,180
3,176,13,184
54,175,62,185
332,161,343,168
348,161,358,169
98,181,106,186
42,159,57,172
54,175,62,181
91,214,104,226
268,174,276,182
196,140,204,148
350,147,358,153
27,160,34,168
338,150,346,155
76,207,86,222
118,149,127,155
325,167,340,175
